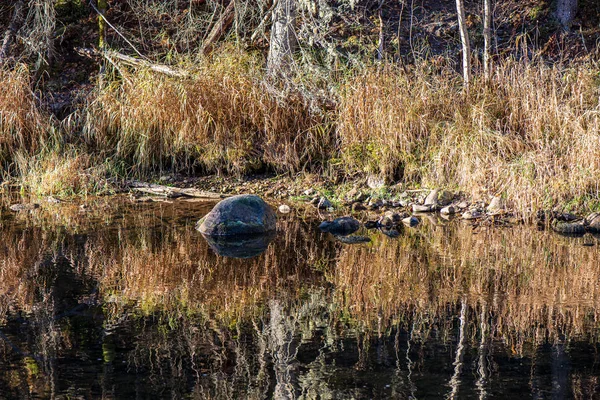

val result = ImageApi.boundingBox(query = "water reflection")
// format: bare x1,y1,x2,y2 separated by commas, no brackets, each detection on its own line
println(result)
0,196,599,398
202,231,276,258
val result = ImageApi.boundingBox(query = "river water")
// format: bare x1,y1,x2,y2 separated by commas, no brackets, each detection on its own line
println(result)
0,196,599,399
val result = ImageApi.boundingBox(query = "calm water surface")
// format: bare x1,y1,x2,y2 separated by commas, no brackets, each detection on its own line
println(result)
0,196,599,399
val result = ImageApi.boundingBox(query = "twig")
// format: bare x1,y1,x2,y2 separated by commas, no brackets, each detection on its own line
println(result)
87,0,149,61
250,0,279,43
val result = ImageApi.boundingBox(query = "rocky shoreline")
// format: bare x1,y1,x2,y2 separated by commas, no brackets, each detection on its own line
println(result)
4,174,600,242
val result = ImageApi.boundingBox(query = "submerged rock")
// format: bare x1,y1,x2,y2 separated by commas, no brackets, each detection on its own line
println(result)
9,203,39,211
440,205,457,215
403,216,419,227
197,194,276,236
379,211,403,227
462,210,484,220
203,231,276,258
319,216,360,235
552,219,586,235
381,228,401,238
413,204,434,213
334,235,371,244
364,220,379,229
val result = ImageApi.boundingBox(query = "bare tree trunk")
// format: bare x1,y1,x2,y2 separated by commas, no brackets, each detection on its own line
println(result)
266,0,297,77
556,0,578,30
98,0,108,49
0,1,25,65
483,0,492,81
456,0,471,87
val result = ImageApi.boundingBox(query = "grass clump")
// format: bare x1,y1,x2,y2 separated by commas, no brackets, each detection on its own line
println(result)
84,51,332,176
15,149,111,196
0,66,53,170
338,60,600,214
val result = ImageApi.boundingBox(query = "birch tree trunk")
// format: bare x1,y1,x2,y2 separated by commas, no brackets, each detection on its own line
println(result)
556,0,578,30
483,0,492,81
266,0,297,77
456,0,471,87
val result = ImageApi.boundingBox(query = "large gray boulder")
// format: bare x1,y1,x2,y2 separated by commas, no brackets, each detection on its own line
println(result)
197,195,277,236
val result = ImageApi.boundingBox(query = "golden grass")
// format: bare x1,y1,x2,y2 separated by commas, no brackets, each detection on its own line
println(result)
0,66,53,170
84,50,331,175
338,60,600,214
14,149,111,196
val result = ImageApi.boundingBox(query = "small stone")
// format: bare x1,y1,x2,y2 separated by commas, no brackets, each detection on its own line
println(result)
402,216,419,227
317,197,332,209
278,204,291,214
457,201,469,209
303,189,316,196
367,175,385,189
424,189,439,206
412,204,434,213
486,196,505,214
46,196,61,204
440,205,457,215
462,210,484,220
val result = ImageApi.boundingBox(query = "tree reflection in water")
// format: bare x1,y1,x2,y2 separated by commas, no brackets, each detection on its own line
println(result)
0,197,599,398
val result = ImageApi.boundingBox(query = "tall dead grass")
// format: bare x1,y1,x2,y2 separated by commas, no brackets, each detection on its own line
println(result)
0,66,53,170
84,51,332,175
338,60,600,213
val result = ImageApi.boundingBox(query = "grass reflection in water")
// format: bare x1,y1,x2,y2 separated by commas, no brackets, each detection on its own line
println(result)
0,198,599,398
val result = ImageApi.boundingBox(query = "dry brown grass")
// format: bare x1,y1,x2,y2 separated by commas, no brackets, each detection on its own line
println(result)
0,66,53,170
84,50,332,175
14,149,111,196
338,60,600,214
332,221,600,349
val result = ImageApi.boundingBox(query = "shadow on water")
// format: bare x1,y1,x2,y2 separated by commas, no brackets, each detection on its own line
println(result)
0,196,599,398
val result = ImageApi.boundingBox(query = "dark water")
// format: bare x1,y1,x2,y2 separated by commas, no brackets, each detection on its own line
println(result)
1,197,600,399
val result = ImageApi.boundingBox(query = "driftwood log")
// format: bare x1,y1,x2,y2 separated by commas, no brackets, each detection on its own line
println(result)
127,181,226,199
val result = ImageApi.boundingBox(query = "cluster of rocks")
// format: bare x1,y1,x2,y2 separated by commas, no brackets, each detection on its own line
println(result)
307,187,513,228
540,211,600,235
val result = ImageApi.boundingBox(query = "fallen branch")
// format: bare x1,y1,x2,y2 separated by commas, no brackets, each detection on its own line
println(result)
201,0,235,55
250,0,279,43
127,181,226,199
75,47,189,78
0,1,26,65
